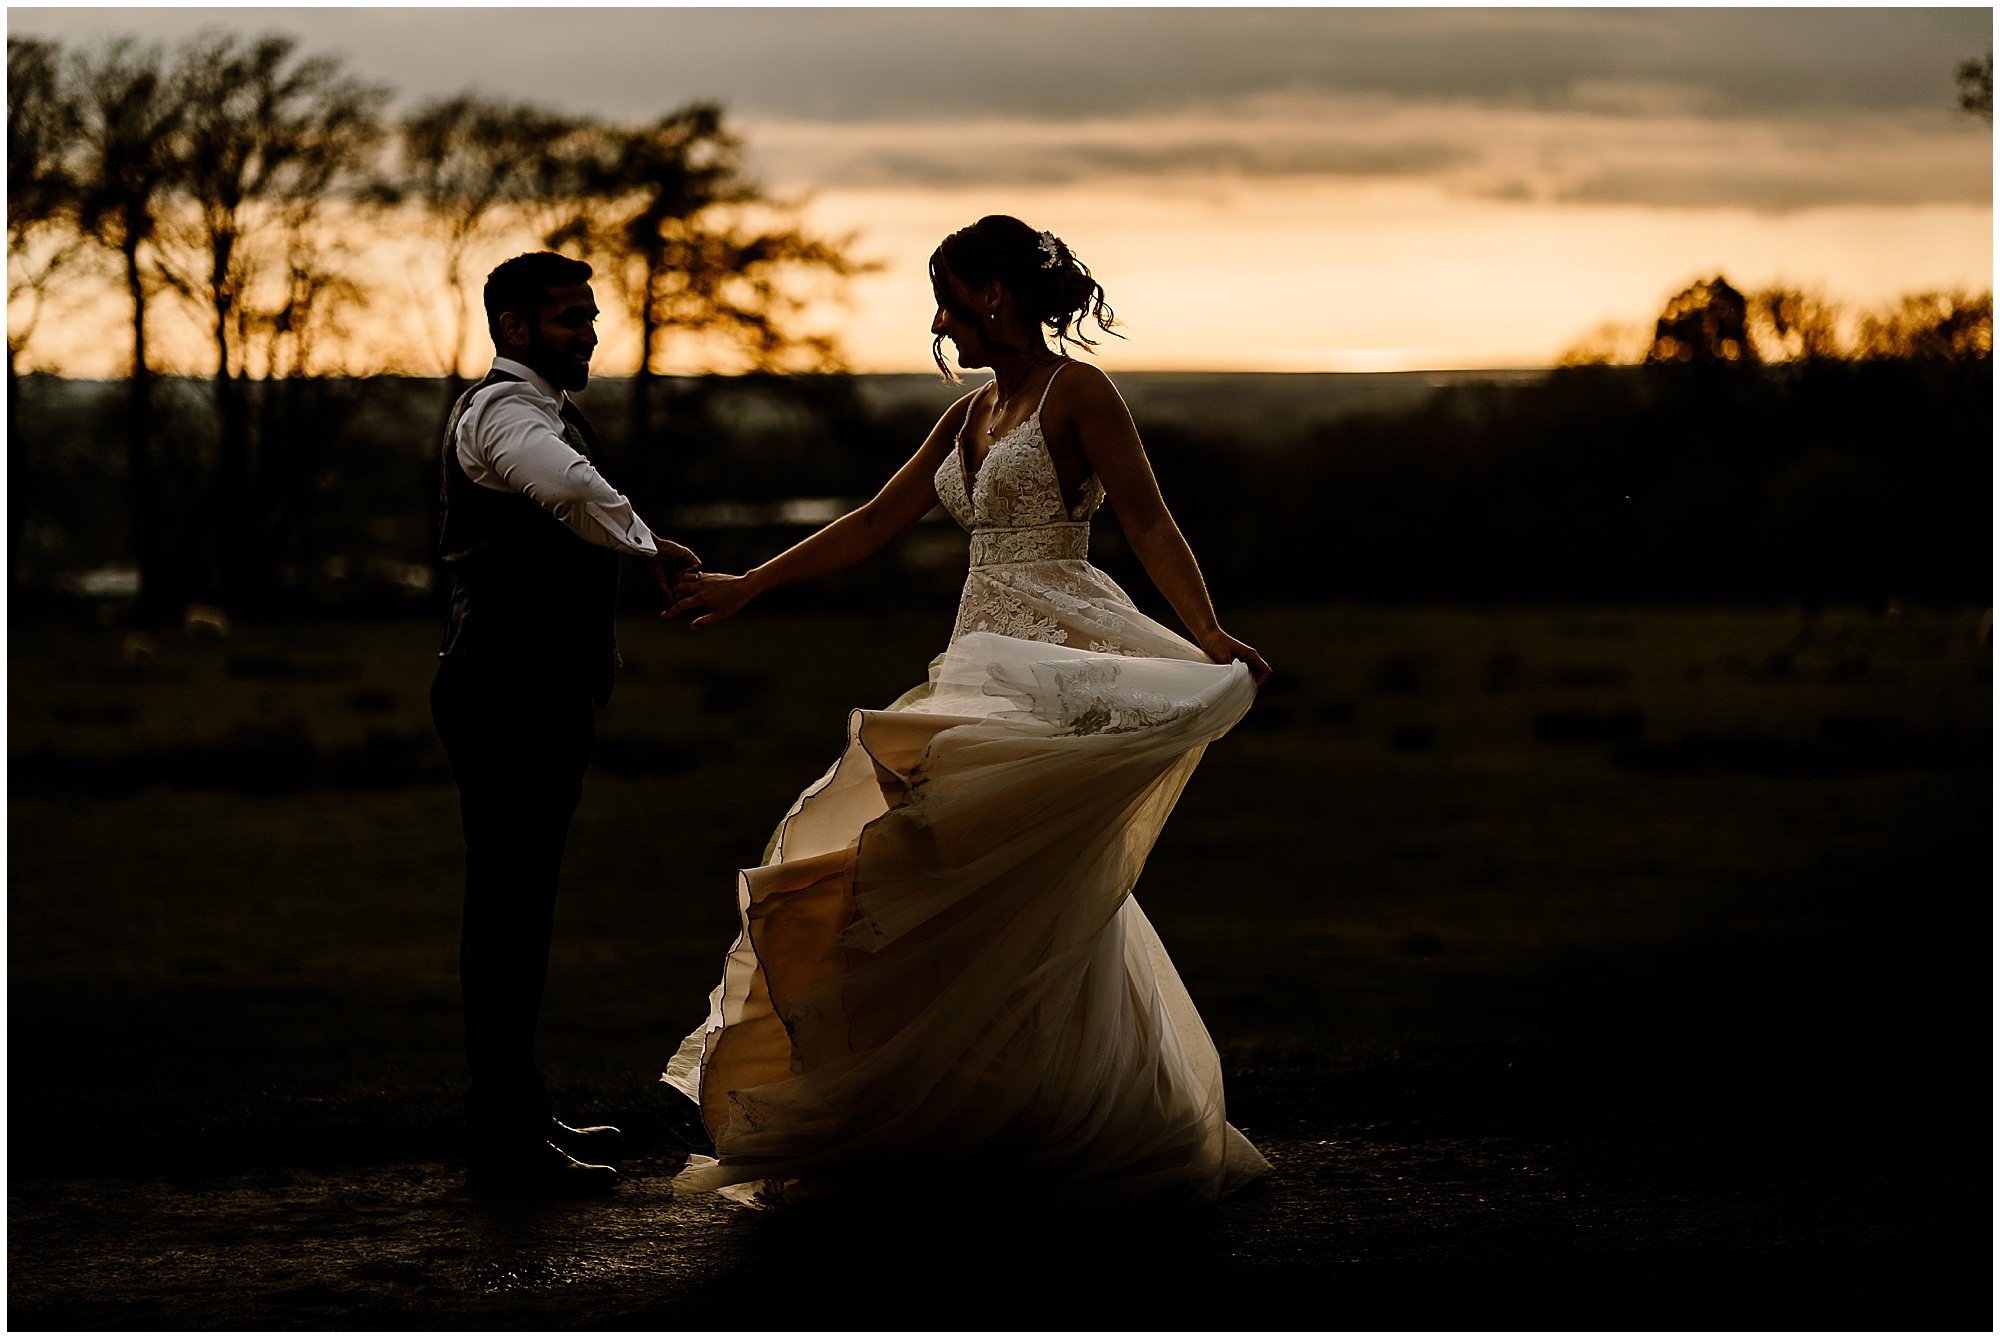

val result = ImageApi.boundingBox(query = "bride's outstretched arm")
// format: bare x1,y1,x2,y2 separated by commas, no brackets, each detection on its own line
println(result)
1063,367,1272,685
664,393,977,630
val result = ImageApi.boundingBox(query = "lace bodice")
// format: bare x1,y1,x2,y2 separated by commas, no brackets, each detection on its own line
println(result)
924,364,1201,662
932,363,1105,564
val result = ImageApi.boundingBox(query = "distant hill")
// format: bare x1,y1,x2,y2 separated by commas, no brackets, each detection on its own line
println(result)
11,361,1985,613
849,370,1549,451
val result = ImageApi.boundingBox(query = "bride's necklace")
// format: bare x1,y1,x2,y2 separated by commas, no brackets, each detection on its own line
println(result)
984,356,1058,437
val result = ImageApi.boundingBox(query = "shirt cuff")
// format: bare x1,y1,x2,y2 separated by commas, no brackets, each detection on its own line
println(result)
587,502,659,556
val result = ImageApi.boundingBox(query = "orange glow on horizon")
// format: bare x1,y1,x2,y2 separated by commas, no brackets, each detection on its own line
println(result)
11,181,1991,379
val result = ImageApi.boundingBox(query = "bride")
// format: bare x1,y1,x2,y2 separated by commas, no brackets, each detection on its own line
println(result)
660,214,1273,1206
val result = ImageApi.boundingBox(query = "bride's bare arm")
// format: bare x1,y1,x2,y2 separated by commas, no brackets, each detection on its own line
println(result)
665,393,978,629
1059,366,1272,684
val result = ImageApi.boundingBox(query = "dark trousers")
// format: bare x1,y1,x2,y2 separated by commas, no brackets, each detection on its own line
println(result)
430,655,597,1147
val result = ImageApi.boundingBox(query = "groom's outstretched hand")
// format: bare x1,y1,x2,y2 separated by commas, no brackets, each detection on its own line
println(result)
644,534,702,600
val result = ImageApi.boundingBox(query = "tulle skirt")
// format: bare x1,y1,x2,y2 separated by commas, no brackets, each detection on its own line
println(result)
664,564,1271,1206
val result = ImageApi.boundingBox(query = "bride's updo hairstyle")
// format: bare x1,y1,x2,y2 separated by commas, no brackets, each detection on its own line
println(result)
929,215,1119,379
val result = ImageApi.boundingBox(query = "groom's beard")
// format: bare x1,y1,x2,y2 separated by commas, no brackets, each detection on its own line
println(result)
527,333,591,393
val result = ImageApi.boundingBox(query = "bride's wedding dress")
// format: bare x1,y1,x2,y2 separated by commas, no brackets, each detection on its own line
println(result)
664,365,1271,1205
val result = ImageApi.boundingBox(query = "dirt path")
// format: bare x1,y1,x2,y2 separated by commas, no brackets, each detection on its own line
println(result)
10,1118,1971,1331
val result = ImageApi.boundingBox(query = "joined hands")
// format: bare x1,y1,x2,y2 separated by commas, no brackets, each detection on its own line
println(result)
643,534,703,600
661,562,759,631
647,535,757,632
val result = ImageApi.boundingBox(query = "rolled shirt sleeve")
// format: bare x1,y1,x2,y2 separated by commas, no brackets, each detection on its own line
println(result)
456,381,658,557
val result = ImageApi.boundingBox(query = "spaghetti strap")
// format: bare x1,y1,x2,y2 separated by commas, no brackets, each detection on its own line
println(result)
1033,360,1068,417
953,386,984,454
955,384,994,501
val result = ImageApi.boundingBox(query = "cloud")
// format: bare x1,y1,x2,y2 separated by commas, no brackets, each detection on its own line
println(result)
12,8,1988,210
746,94,1992,211
10,7,1991,121
779,134,1471,191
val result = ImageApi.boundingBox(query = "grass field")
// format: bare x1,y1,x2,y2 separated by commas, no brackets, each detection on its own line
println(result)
9,601,1991,1327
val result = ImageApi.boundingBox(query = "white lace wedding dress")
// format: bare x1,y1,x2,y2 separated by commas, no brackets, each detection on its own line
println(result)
664,365,1271,1205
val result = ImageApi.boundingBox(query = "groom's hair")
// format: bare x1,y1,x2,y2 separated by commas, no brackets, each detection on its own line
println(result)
485,252,594,344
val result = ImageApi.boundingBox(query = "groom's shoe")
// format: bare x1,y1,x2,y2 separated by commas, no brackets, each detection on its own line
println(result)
466,1139,618,1198
549,1119,623,1165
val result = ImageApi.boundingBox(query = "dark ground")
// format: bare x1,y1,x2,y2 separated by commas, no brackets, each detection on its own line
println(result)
8,603,1992,1330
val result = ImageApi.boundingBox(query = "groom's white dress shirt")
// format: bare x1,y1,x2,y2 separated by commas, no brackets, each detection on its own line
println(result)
456,357,658,557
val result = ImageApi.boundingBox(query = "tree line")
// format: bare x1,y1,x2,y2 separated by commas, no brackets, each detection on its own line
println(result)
16,288,1988,619
1559,277,1991,369
9,32,1993,618
1122,278,1991,609
7,31,863,614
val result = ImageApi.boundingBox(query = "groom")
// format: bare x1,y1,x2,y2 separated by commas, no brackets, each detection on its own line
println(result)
430,251,697,1196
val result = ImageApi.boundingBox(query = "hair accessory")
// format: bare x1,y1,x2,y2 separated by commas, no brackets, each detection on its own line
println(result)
1037,230,1061,269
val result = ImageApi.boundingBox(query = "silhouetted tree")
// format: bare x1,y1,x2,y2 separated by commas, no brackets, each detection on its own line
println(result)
67,39,188,614
1645,277,1759,366
1749,287,1844,363
163,32,387,604
7,39,82,419
1556,319,1648,367
1857,291,1993,361
396,95,582,411
548,103,867,447
7,37,84,575
1957,53,1992,120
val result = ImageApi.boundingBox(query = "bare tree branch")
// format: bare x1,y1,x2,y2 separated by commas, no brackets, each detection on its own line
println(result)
545,102,876,443
1956,53,1992,121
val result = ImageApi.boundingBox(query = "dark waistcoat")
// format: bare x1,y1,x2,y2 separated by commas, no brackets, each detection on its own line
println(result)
436,369,623,704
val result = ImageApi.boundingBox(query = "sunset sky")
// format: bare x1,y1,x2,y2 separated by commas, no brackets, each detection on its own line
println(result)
11,6,1994,375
